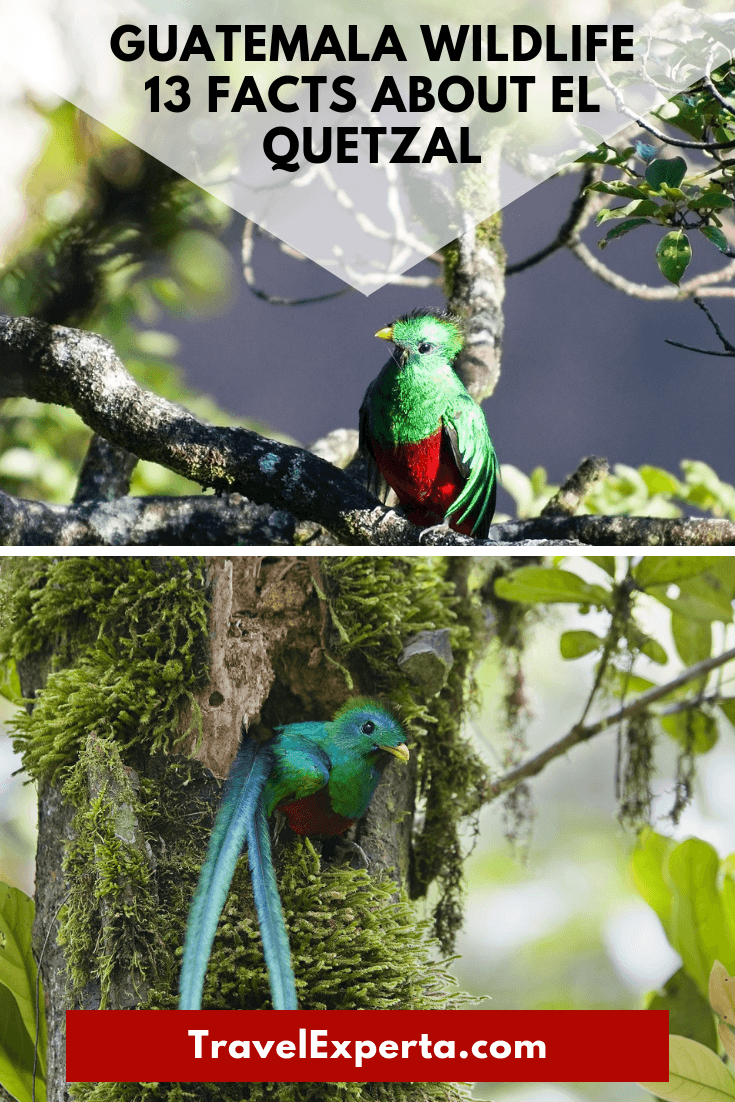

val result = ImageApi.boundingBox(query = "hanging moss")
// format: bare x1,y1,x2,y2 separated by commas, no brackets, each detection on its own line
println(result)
0,558,209,780
321,558,490,952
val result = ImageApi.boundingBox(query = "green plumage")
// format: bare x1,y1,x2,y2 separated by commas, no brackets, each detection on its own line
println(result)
360,311,498,537
179,699,408,1010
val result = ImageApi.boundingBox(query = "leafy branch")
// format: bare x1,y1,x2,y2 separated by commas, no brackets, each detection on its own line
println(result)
488,643,735,800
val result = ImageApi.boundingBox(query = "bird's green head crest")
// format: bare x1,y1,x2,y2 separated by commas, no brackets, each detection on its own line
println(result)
332,697,409,763
376,310,463,366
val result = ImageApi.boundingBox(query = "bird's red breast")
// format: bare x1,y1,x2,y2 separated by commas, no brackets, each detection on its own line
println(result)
369,428,475,535
278,785,354,837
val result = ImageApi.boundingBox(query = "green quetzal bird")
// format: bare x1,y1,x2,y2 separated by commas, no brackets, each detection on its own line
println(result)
179,699,409,1011
359,311,499,538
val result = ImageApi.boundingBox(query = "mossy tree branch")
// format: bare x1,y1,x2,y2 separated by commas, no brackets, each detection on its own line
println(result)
3,315,734,547
488,643,735,800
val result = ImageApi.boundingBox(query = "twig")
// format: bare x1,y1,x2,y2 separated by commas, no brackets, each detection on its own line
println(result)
241,221,354,306
665,296,735,355
489,644,735,798
570,239,735,299
73,434,138,504
664,340,735,356
596,60,735,152
703,48,735,121
506,166,601,276
540,455,610,517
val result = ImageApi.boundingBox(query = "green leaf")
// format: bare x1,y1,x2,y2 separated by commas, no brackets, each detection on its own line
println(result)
641,636,668,665
723,876,735,952
609,668,656,697
0,659,22,704
656,230,692,285
718,699,735,730
597,199,661,224
660,185,689,202
660,709,718,755
646,968,718,1052
586,556,616,578
647,576,733,623
671,613,712,667
599,217,652,248
559,630,602,659
639,466,683,496
646,156,688,190
494,567,612,608
577,144,635,166
631,828,677,932
679,574,734,622
0,986,46,1102
0,883,46,1102
634,558,714,588
587,180,652,199
668,839,735,993
688,192,733,211
641,1035,735,1101
699,225,730,253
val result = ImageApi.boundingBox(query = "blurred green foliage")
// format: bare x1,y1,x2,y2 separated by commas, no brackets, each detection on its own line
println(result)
501,459,735,521
0,101,281,504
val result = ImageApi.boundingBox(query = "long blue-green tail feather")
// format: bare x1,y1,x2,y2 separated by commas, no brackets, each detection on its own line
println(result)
179,737,297,1010
246,787,297,1010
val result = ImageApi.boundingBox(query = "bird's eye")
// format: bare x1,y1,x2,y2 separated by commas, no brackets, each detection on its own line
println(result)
418,342,433,354
361,721,376,735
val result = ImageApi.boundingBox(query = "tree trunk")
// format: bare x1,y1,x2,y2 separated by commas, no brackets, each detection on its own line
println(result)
7,556,492,1102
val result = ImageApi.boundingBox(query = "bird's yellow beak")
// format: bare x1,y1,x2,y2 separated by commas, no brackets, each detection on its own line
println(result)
380,742,409,762
374,326,394,342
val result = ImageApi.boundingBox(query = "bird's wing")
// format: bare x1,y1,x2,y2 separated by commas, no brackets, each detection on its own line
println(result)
265,734,331,812
442,398,499,538
359,382,391,502
179,736,297,1010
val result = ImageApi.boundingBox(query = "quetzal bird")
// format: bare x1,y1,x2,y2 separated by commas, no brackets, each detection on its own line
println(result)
179,699,409,1011
359,311,499,538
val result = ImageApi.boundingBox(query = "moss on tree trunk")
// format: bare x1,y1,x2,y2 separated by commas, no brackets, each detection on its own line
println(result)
1,556,496,1102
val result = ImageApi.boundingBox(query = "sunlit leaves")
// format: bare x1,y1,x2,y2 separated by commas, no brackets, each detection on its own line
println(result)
581,71,735,279
632,832,735,996
634,557,720,589
500,460,735,524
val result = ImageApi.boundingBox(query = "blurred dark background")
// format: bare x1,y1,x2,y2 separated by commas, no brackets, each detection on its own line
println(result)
170,170,735,513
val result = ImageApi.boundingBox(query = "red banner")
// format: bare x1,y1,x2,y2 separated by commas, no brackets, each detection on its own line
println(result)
66,1009,668,1083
